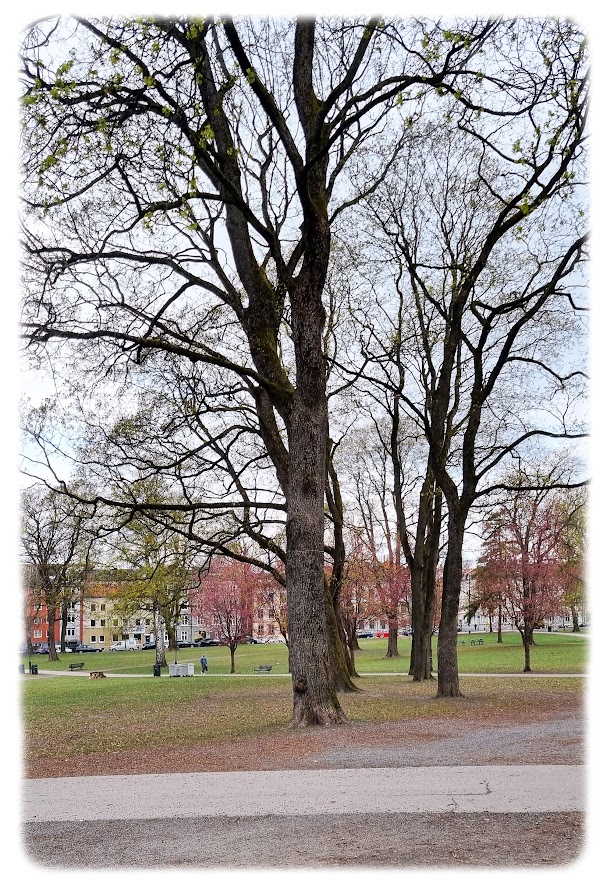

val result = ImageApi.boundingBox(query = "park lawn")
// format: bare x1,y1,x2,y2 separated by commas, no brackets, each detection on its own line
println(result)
28,642,289,675
31,631,587,676
21,672,583,762
353,632,587,675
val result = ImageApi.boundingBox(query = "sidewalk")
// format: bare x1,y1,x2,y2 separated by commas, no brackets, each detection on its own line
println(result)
23,764,584,823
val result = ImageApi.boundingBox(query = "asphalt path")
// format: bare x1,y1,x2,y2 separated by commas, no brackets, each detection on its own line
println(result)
24,764,584,823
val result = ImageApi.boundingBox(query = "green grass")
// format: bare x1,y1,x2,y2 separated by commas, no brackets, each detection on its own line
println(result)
30,630,587,676
21,672,583,762
353,632,588,675
22,629,587,765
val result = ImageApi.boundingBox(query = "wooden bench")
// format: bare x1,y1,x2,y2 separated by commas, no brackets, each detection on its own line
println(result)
470,639,484,646
254,665,273,673
68,662,85,671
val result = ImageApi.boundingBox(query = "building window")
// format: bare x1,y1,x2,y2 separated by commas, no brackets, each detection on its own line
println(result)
257,624,264,635
33,618,42,625
90,603,96,612
257,609,264,620
112,635,119,642
180,630,189,641
33,630,42,638
100,619,105,627
90,619,96,627
100,604,106,612
91,635,96,642
99,635,105,643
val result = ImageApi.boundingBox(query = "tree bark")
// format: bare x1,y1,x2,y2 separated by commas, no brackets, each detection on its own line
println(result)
436,512,465,697
154,604,167,667
571,605,580,633
46,601,60,661
521,625,532,672
385,616,400,657
286,280,347,725
60,597,68,653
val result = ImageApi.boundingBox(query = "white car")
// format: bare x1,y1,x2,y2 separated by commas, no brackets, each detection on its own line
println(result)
109,641,138,651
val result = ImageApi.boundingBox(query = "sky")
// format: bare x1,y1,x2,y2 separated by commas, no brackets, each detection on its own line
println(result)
3,2,610,889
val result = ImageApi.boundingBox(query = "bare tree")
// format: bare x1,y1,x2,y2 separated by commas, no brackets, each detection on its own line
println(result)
21,484,96,661
22,16,533,723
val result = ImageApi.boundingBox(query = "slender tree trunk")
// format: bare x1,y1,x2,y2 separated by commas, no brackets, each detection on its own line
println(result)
386,615,399,657
497,603,503,644
46,601,60,661
60,598,68,653
230,645,236,674
326,441,359,687
154,604,167,667
521,624,532,672
571,604,580,633
437,512,465,697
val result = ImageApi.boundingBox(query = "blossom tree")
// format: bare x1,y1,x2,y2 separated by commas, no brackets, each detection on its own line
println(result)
477,485,578,671
194,558,258,673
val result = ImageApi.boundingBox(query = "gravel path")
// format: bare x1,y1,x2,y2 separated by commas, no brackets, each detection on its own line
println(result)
24,812,584,868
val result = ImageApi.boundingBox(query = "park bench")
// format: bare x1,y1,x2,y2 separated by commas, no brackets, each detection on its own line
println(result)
470,639,484,646
68,662,85,671
254,664,273,673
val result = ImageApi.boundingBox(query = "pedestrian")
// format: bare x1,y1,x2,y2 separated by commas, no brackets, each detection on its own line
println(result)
200,654,208,675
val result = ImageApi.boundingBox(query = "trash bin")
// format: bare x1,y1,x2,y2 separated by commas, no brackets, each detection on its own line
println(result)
153,663,161,677
186,664,194,677
18,664,24,674
30,664,38,675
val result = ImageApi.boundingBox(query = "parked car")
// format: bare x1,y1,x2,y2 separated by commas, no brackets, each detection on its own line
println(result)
243,636,259,644
177,641,198,648
196,637,221,647
399,628,413,636
356,631,374,638
142,642,157,650
73,644,104,653
109,641,138,651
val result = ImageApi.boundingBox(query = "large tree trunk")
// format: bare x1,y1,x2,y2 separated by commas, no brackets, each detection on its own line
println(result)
437,512,465,697
230,644,236,674
411,482,441,681
286,280,347,726
571,604,580,633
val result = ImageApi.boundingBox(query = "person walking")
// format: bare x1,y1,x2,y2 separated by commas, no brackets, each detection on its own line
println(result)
200,654,208,675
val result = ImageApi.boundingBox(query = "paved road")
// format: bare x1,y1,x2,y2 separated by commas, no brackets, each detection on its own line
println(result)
24,764,584,823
